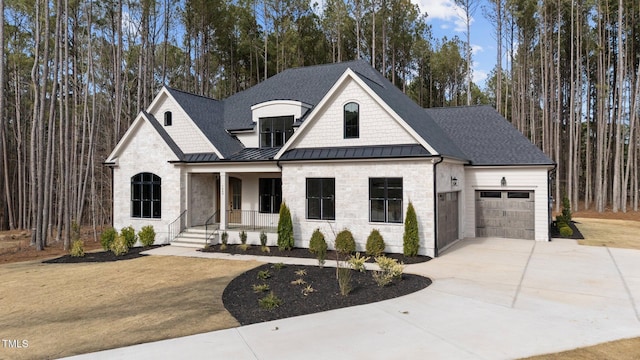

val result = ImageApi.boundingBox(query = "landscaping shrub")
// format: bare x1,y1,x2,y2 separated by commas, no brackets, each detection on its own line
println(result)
70,240,85,257
258,292,282,310
308,229,328,266
260,231,269,253
562,195,572,222
110,234,129,256
365,229,385,257
347,252,370,272
239,230,247,244
100,227,117,250
120,226,137,248
220,231,228,250
335,229,356,255
277,202,294,251
559,225,573,237
403,202,419,256
138,225,156,247
337,266,352,296
373,256,404,287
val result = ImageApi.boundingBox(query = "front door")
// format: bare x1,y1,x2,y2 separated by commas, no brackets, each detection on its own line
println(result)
229,177,242,224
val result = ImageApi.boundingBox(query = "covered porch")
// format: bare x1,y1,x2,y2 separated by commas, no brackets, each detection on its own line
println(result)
169,162,282,246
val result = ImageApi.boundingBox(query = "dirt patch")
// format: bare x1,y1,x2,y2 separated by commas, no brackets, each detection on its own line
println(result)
0,228,104,265
0,256,260,360
223,263,431,325
574,217,640,250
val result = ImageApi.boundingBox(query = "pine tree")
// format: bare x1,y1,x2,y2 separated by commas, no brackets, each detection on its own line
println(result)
403,202,419,256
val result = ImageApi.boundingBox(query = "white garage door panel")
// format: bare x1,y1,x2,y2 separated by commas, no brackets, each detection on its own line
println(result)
476,191,534,240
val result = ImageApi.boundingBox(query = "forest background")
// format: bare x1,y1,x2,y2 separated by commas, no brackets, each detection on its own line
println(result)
0,0,638,249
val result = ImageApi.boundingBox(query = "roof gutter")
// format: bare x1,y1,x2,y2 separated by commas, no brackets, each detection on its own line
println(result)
433,156,444,257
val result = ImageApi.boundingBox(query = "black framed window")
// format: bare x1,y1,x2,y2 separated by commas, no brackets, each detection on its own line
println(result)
344,102,359,138
260,116,294,147
259,178,282,213
131,173,161,218
164,111,172,126
369,178,402,223
306,178,335,220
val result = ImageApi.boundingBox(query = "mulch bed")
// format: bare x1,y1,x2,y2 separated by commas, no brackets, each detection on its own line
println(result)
223,263,432,325
43,245,165,264
550,220,585,239
201,245,431,265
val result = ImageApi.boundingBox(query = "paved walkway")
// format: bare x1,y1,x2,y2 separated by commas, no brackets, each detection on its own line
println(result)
66,238,640,359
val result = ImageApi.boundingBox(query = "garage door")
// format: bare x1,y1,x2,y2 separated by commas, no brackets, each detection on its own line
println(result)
476,190,534,240
437,192,459,251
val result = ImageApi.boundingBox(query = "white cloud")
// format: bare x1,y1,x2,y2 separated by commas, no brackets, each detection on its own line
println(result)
415,0,472,32
471,44,483,55
473,69,488,85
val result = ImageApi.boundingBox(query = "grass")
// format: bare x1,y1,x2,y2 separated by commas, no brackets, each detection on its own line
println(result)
0,256,260,360
575,217,640,250
523,337,640,360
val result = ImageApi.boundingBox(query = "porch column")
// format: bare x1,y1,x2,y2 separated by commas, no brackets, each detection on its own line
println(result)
219,171,228,230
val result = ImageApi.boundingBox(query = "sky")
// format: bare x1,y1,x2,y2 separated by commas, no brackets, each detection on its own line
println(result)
414,0,497,88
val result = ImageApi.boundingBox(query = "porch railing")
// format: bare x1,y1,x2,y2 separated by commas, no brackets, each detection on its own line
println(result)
204,211,219,247
226,210,278,232
168,210,187,243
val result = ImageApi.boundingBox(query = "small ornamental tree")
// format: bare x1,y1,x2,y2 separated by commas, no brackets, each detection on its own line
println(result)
403,202,419,256
277,202,294,250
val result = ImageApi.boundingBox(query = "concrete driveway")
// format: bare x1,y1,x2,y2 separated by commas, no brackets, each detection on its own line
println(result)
66,238,640,359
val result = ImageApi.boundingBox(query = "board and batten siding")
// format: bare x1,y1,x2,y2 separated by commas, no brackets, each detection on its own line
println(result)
112,118,183,244
281,159,436,257
290,78,419,149
149,93,217,154
463,167,551,241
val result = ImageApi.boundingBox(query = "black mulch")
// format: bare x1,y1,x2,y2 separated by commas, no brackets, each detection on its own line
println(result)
201,245,431,265
223,263,432,325
550,220,585,239
42,245,165,264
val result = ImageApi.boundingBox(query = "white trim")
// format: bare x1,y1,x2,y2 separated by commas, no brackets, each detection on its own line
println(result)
275,69,438,159
251,100,313,112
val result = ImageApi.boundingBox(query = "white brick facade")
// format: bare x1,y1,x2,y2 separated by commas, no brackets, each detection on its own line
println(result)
281,159,436,256
112,118,182,244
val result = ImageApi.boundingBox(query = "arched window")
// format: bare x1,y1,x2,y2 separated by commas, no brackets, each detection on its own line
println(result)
164,111,172,126
344,102,359,139
131,173,161,218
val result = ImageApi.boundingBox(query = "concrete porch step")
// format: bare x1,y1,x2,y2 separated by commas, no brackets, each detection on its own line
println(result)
170,227,218,248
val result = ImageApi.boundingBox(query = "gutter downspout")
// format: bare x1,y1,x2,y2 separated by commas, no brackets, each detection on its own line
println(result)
433,156,444,257
548,164,557,241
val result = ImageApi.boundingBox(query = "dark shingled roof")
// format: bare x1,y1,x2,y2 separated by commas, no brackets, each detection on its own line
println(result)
142,111,184,160
158,62,550,166
279,144,431,161
222,60,384,131
165,87,244,158
426,105,555,166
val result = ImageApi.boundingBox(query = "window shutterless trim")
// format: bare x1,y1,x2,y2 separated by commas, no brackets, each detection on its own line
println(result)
369,177,402,223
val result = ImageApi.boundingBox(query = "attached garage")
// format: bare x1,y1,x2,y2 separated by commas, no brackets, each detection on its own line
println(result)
475,190,535,240
437,191,459,251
